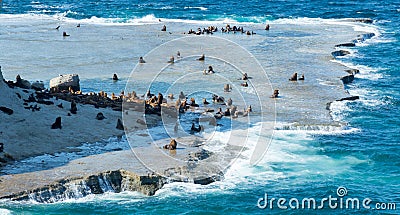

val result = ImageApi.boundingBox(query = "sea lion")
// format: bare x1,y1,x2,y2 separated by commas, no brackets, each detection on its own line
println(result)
96,112,105,120
298,74,305,80
161,25,167,31
163,139,177,150
224,84,231,92
139,57,146,63
179,91,186,100
70,100,77,114
226,98,233,106
242,73,248,80
270,89,279,98
168,55,174,63
51,117,62,129
241,82,248,87
265,24,270,31
113,73,119,81
198,54,205,61
289,72,298,81
202,98,210,105
208,65,214,73
62,31,70,37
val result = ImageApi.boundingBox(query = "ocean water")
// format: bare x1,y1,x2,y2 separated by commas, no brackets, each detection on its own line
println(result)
0,0,399,214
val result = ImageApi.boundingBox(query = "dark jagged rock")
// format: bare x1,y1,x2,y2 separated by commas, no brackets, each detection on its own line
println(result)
0,143,3,153
335,43,356,47
15,93,21,99
345,69,360,75
51,117,62,129
116,119,124,130
37,100,54,105
336,96,360,101
331,50,351,57
0,106,13,115
96,112,106,120
340,74,355,84
353,18,373,24
31,82,45,91
354,33,375,43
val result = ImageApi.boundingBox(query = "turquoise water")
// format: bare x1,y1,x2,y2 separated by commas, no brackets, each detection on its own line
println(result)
0,0,399,214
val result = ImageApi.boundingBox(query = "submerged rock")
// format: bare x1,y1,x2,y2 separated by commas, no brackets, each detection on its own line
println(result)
340,74,355,84
0,106,13,115
331,50,351,57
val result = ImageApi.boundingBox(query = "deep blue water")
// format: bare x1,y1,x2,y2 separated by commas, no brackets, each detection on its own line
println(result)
1,0,399,214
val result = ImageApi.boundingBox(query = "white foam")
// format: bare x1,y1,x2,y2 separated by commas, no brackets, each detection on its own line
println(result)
331,60,383,80
0,209,12,215
184,6,208,11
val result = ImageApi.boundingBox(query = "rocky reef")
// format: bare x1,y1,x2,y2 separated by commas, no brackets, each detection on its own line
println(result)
4,170,164,203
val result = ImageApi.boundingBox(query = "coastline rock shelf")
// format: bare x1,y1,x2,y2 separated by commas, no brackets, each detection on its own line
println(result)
0,19,373,203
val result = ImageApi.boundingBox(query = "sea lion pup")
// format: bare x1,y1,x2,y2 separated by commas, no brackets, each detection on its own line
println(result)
178,91,186,100
161,25,167,31
168,55,174,63
289,72,298,81
202,98,210,105
241,82,248,87
177,51,181,58
62,31,70,37
298,74,305,80
163,139,177,150
168,93,174,99
270,89,279,98
112,73,119,81
208,65,214,73
265,24,270,31
56,25,60,30
77,23,80,28
246,31,251,35
197,54,205,61
139,56,146,63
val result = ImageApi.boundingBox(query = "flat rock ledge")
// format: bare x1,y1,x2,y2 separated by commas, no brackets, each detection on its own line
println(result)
2,170,163,203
